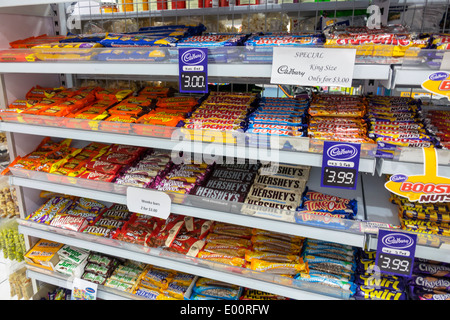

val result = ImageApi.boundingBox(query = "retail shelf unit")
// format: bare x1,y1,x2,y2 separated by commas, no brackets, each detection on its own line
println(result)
1,0,450,300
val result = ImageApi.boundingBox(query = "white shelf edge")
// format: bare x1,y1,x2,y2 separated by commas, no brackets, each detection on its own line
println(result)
19,222,341,300
0,62,391,80
9,175,366,248
26,268,137,300
0,122,377,173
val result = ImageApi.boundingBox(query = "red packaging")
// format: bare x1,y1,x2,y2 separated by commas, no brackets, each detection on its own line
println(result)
97,152,137,165
109,144,146,156
77,170,116,182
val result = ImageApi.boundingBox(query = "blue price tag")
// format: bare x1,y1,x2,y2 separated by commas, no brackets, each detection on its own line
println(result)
178,48,208,94
375,229,417,277
321,141,361,190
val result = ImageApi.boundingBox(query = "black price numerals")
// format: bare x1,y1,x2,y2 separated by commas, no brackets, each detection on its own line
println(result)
180,71,206,92
377,253,412,276
322,167,356,188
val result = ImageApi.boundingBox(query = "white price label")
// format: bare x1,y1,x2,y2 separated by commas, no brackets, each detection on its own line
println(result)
126,187,172,219
270,47,356,87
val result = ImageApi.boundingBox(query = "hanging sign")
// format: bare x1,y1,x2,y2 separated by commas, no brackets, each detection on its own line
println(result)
385,148,450,203
375,229,417,277
270,47,356,88
321,141,361,190
421,71,450,101
178,47,208,93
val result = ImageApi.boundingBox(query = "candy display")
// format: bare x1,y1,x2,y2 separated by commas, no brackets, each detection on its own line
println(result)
323,25,429,64
246,96,309,147
297,239,357,296
366,96,435,158
353,249,408,300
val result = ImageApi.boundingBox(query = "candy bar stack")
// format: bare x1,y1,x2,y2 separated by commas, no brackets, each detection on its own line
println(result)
367,96,435,158
135,96,198,137
390,192,450,237
175,33,248,63
197,222,253,268
246,229,306,276
151,161,213,204
307,93,374,145
298,239,357,298
54,245,89,278
246,96,309,147
191,277,242,300
243,33,325,64
408,259,450,300
189,162,259,206
425,109,450,150
241,163,310,221
352,249,408,300
134,265,197,300
182,91,257,139
115,149,172,188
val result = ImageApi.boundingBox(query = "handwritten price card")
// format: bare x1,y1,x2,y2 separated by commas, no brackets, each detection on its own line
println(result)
270,47,357,87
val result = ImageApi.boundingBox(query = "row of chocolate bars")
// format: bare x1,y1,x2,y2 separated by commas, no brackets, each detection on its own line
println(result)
2,24,450,65
6,137,358,225
3,83,449,156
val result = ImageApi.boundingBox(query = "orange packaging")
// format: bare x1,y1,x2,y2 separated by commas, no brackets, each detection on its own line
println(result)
108,104,147,117
156,96,198,109
95,88,133,101
25,85,65,100
136,114,183,127
139,86,170,98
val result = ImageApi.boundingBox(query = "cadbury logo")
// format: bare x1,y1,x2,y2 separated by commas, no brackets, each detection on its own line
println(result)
326,144,358,161
181,49,206,65
381,233,414,249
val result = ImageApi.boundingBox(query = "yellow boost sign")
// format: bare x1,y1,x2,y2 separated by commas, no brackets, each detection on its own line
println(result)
421,71,450,100
385,148,450,203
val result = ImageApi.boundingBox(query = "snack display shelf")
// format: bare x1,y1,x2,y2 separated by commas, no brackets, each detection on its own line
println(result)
0,0,68,7
0,61,392,82
0,119,379,173
75,1,372,20
17,219,344,300
25,265,140,300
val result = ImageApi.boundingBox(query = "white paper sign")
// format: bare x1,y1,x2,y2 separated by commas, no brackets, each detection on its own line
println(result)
270,47,357,87
126,187,171,219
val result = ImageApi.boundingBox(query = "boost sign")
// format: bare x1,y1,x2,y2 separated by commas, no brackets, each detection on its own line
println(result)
385,148,450,203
